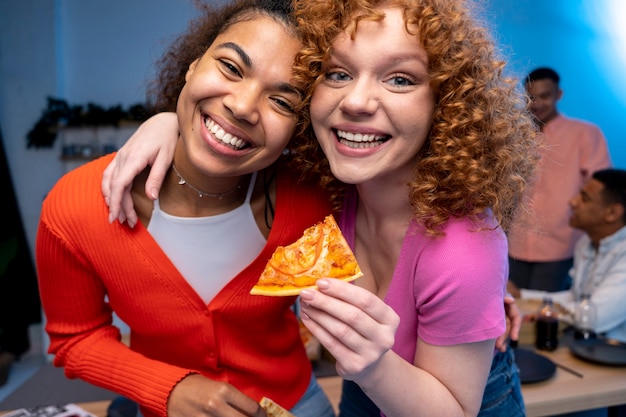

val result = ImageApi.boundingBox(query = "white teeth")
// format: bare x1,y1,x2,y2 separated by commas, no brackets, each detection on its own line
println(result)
338,138,384,148
214,128,225,140
205,118,246,150
336,129,385,143
336,129,386,148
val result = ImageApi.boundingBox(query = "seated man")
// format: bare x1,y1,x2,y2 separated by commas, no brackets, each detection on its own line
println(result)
508,168,626,343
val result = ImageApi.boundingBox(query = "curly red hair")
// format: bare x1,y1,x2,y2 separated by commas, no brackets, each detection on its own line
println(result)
290,0,540,235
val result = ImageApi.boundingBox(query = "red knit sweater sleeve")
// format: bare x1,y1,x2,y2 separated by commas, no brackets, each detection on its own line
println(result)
36,155,194,417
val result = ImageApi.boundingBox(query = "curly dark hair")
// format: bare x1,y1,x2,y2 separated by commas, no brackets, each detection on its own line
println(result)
291,0,540,235
146,0,299,113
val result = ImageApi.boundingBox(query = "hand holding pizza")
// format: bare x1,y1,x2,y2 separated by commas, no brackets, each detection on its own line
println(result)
299,278,400,381
167,374,268,417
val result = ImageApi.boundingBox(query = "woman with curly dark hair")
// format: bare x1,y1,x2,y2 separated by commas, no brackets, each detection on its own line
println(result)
36,1,336,416
102,1,539,416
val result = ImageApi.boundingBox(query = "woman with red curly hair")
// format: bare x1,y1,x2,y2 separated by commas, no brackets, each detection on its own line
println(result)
102,1,538,416
291,1,537,416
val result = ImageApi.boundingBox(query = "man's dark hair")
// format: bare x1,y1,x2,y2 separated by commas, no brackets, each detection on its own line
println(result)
593,168,626,223
525,67,560,86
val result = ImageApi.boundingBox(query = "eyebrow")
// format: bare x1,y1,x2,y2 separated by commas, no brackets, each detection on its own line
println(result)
216,42,252,67
215,41,301,97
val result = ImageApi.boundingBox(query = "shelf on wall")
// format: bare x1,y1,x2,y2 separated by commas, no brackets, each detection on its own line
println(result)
58,124,140,172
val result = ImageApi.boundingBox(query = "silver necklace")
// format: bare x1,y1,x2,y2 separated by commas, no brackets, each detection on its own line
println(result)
171,163,241,199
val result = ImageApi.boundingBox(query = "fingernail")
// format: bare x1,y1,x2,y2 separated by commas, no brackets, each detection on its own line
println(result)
316,279,329,289
300,289,313,300
108,213,115,224
150,188,158,200
104,197,110,207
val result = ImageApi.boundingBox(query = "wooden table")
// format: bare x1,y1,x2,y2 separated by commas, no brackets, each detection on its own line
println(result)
517,342,626,416
516,298,626,416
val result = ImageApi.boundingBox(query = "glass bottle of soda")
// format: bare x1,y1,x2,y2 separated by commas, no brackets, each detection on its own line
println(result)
536,297,559,351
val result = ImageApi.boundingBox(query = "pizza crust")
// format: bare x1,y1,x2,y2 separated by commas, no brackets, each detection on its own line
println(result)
259,397,295,417
250,274,362,296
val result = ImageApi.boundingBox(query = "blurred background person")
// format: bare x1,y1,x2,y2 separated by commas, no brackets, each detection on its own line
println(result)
508,168,626,342
508,67,612,292
509,168,626,417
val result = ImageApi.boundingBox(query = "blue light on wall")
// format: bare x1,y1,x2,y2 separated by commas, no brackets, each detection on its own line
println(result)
483,0,625,167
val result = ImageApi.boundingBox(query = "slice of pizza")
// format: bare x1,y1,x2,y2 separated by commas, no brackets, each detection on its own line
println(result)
259,397,295,417
250,214,363,296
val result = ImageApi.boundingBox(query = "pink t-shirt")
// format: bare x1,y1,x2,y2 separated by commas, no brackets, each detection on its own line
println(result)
338,187,506,363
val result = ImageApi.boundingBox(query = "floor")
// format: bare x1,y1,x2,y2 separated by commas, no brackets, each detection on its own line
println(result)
0,315,129,406
0,324,46,403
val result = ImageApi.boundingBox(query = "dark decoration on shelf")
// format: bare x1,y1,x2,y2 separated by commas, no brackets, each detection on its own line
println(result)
27,97,152,148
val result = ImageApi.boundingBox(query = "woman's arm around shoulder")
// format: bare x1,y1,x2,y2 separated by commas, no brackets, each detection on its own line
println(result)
102,112,179,227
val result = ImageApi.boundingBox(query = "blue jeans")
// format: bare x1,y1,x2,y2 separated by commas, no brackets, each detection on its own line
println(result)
480,345,525,417
290,373,336,417
338,379,379,417
338,345,525,417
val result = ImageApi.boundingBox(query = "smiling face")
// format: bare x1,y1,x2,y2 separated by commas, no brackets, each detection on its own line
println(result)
176,14,302,179
526,78,561,125
309,6,435,186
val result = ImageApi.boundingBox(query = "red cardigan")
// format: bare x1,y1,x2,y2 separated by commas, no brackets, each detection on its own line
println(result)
36,154,332,417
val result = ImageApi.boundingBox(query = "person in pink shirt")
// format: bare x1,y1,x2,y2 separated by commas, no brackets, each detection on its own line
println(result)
508,67,612,292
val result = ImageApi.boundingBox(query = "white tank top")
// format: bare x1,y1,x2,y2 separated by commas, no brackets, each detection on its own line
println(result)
148,172,266,303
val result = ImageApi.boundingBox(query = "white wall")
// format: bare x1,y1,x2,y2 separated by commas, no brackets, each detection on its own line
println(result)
0,0,201,259
0,1,59,259
482,0,626,165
